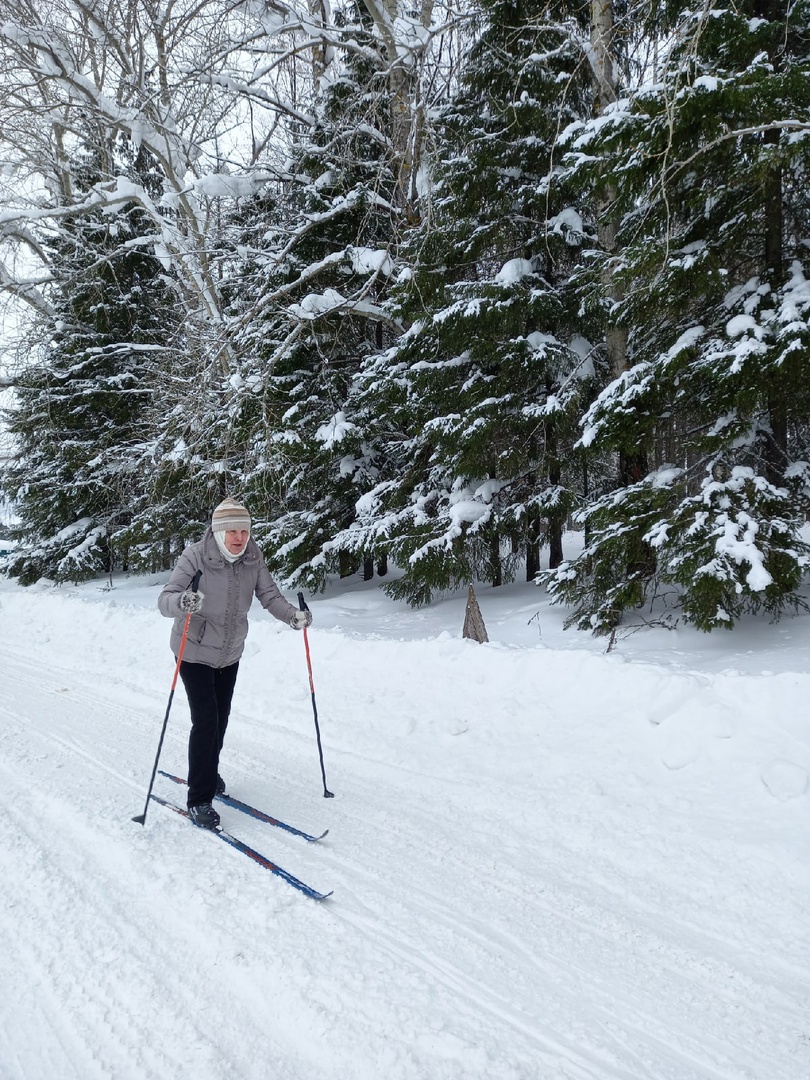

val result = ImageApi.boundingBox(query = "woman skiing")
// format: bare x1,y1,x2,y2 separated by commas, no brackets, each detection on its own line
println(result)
158,497,311,828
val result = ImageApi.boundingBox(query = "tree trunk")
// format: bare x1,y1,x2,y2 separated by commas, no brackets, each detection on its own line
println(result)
488,531,502,587
590,0,617,109
591,0,629,383
526,508,541,580
548,522,564,571
308,0,333,89
591,2,648,482
361,0,433,219
339,549,358,578
763,124,786,485
546,419,564,570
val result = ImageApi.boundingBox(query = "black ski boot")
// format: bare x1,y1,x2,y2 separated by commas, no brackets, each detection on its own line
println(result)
215,774,227,797
188,802,220,830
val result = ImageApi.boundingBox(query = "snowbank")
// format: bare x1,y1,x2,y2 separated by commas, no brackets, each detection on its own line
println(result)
0,572,808,1080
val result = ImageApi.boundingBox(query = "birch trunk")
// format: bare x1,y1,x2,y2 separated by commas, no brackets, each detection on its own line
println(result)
361,0,433,216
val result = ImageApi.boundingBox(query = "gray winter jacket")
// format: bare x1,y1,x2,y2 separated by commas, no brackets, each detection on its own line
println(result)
158,529,297,668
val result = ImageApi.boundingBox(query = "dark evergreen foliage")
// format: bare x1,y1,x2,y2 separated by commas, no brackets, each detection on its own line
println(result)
329,0,596,605
544,0,810,631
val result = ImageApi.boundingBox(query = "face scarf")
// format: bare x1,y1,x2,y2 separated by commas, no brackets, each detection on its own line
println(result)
214,530,249,563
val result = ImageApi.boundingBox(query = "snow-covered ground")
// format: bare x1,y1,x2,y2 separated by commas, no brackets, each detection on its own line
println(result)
0,566,808,1080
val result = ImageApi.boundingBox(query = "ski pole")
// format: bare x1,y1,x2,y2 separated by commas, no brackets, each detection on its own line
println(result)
133,569,202,825
298,591,334,798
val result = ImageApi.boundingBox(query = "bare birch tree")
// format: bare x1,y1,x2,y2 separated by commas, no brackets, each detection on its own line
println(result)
0,1,324,368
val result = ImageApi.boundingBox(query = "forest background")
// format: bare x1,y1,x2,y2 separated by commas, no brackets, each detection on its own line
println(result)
0,0,809,636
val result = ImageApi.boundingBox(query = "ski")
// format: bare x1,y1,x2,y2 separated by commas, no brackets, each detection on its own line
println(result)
158,770,328,842
149,793,333,901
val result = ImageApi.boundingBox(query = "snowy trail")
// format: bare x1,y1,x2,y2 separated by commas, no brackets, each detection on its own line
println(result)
1,582,809,1079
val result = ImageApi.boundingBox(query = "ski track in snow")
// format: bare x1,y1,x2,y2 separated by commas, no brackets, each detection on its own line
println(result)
1,583,809,1080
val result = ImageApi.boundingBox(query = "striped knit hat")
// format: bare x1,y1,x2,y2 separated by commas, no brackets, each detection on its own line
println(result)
211,497,251,533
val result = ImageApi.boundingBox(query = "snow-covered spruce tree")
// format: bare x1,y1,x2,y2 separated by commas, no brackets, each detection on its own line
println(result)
325,0,596,606
0,139,179,584
544,0,810,631
112,331,238,572
225,6,407,588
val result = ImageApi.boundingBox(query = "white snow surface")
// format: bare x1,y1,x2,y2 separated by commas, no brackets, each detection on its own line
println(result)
1,568,809,1080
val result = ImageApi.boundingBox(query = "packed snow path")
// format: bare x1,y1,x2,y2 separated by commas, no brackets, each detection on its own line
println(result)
0,578,808,1080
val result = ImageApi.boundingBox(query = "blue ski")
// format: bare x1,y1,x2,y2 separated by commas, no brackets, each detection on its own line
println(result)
158,770,328,842
149,793,333,901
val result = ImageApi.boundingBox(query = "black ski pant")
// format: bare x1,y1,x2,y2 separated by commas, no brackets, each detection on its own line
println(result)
179,660,239,806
